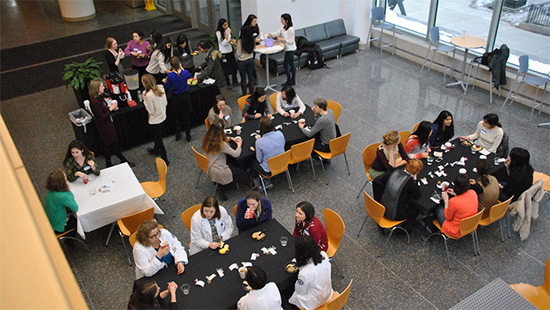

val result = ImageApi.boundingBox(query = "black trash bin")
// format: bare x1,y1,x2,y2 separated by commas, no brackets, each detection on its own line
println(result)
69,108,102,155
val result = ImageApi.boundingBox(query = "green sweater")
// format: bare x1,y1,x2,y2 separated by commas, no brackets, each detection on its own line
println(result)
44,191,79,232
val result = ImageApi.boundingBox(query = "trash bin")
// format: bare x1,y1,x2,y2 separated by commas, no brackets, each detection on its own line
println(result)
69,108,92,133
69,108,102,155
124,69,140,90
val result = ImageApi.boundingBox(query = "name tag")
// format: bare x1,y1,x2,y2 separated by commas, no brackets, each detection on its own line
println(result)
224,115,230,120
182,52,188,57
133,48,138,51
83,165,91,171
481,129,487,135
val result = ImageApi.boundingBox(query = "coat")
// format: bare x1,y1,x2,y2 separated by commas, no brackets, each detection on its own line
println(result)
197,48,226,89
289,251,333,310
90,97,118,145
189,207,234,255
235,198,273,233
509,179,544,241
205,142,241,185
237,282,283,310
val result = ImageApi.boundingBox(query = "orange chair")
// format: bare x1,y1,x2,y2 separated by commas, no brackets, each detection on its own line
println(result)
205,117,211,130
479,196,513,242
269,92,278,113
326,100,342,123
192,146,219,195
140,158,168,203
314,133,351,177
56,228,89,253
399,131,410,146
233,205,238,217
424,209,484,269
258,150,294,197
324,208,345,278
510,258,550,310
356,142,381,198
237,95,251,123
358,191,410,256
129,231,138,247
412,121,421,133
533,171,550,192
117,207,155,265
181,204,202,233
298,279,354,310
289,138,316,181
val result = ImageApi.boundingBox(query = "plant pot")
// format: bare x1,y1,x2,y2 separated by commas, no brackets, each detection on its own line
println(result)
73,86,90,109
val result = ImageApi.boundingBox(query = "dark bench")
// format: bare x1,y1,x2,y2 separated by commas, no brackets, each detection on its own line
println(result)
260,19,360,75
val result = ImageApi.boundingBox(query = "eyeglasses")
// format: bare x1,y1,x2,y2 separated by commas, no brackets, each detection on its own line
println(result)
148,229,161,239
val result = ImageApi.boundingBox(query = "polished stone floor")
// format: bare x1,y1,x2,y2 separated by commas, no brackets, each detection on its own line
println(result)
1,1,549,309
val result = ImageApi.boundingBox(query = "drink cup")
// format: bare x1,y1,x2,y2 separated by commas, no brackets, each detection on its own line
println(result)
235,136,242,143
234,126,242,135
461,30,467,38
238,267,247,279
84,178,89,184
160,240,169,247
471,146,477,154
441,181,449,191
445,142,452,152
289,110,295,117
181,284,190,295
494,157,501,165
427,156,434,165
299,118,305,125
280,236,288,247
459,168,467,174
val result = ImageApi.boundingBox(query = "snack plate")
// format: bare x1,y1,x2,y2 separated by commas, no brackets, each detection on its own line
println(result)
284,261,299,274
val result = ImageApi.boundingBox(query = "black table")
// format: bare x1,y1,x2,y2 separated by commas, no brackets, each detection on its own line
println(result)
135,219,297,309
412,138,504,215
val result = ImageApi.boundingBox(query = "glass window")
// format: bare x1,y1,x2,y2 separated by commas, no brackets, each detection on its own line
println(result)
199,0,210,25
384,0,431,36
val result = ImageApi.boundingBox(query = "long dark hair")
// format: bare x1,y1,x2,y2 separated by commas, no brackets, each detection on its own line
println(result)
433,110,454,142
216,18,228,36
295,236,324,267
281,13,293,30
155,36,172,64
243,14,259,33
508,147,533,177
63,140,92,166
296,201,315,222
176,34,191,55
128,280,160,310
281,85,296,104
483,113,502,128
412,121,433,147
475,159,491,187
150,30,162,47
249,87,266,109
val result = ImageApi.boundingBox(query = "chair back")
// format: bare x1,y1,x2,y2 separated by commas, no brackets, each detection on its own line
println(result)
412,121,421,133
533,171,550,192
323,208,345,258
129,231,137,247
181,204,202,232
371,7,385,23
155,158,167,192
328,132,351,157
192,146,208,173
290,138,315,164
458,209,484,238
543,258,550,294
399,131,410,146
364,191,385,225
362,143,381,175
269,92,278,113
267,150,292,177
430,26,440,44
326,100,342,123
237,95,251,112
326,279,353,310
117,207,155,236
233,205,238,217
518,55,529,74
488,196,513,224
205,117,211,130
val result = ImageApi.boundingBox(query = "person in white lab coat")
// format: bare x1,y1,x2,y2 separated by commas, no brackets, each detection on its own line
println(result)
289,236,333,310
237,266,283,310
133,219,188,280
189,196,234,255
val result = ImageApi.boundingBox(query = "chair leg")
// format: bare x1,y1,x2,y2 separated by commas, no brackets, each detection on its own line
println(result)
58,236,90,252
475,230,481,256
285,170,295,193
344,153,350,176
506,212,512,238
498,218,505,242
443,237,452,269
503,81,519,109
213,182,219,196
391,29,396,55
357,216,369,237
427,49,437,73
379,29,384,58
471,232,478,256
106,222,116,246
329,257,345,279
195,171,202,189
309,157,317,181
356,180,370,199
420,47,432,73
119,230,132,265
465,62,475,94
380,228,395,257
259,176,268,197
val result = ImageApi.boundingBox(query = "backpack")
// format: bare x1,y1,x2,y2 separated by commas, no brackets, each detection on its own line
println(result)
295,36,326,70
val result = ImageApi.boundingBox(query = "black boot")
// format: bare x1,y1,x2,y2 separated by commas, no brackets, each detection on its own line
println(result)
290,78,296,86
241,82,248,96
248,81,255,95
217,186,228,201
232,75,239,85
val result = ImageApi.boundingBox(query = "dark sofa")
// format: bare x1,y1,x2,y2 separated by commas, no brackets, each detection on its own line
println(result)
260,19,360,75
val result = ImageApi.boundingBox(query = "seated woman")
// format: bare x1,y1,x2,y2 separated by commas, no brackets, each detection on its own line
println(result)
369,130,409,180
430,110,454,148
44,169,79,234
460,113,503,153
202,119,245,201
289,236,332,310
236,190,273,233
405,121,432,159
194,40,226,89
492,147,534,202
128,279,178,309
63,140,100,182
189,196,234,255
133,219,188,280
208,94,234,129
237,266,283,310
435,174,479,238
253,117,285,183
472,159,500,218
243,87,272,121
293,201,328,252
275,85,305,118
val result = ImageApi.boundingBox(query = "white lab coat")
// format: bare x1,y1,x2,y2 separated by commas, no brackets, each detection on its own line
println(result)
189,206,234,255
133,228,188,279
237,282,283,310
289,251,333,310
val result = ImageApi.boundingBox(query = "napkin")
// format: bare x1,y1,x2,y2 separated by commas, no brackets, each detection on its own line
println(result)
195,280,205,287
203,78,216,85
479,149,491,155
242,262,253,267
228,263,238,271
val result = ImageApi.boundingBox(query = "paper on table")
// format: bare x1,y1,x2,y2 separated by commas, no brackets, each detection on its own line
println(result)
242,262,253,267
258,46,283,53
479,148,491,155
203,78,216,85
229,263,239,270
217,268,224,277
250,253,259,260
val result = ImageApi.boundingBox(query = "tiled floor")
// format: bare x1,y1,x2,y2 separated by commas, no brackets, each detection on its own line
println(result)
1,1,549,309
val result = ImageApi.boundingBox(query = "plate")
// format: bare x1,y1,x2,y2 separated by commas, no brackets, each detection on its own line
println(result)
461,140,473,147
284,261,299,274
242,283,252,291
251,231,266,241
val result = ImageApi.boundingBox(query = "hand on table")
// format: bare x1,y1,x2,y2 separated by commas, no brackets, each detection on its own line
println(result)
267,114,273,119
254,113,262,119
292,112,301,119
176,262,185,275
298,122,305,129
209,242,221,249
76,172,89,181
156,243,170,258
469,179,476,185
498,183,504,189
421,152,430,158
283,112,290,117
459,136,468,142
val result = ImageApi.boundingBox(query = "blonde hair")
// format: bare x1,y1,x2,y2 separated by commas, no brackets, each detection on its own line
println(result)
88,79,104,98
105,37,115,50
382,130,400,145
142,74,164,97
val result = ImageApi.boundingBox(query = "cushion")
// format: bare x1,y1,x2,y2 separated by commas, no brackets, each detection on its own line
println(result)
325,19,347,38
325,35,360,47
304,24,328,43
295,28,306,38
316,40,340,53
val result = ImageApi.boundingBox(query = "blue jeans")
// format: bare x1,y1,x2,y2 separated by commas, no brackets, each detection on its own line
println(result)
283,51,296,82
435,205,446,227
238,58,255,84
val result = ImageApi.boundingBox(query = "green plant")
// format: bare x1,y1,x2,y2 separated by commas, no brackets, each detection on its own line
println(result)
62,57,103,90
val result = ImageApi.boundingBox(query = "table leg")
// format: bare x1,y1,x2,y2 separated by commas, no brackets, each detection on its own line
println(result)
106,222,116,246
447,47,469,91
264,54,278,92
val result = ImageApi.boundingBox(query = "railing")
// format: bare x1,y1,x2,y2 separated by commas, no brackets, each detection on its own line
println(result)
525,2,550,27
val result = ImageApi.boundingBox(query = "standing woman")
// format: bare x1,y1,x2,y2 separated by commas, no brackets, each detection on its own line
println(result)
275,85,305,118
88,79,134,167
271,13,296,86
124,30,151,88
293,201,328,252
165,56,193,142
189,196,234,255
142,74,169,165
194,40,226,89
104,37,124,74
430,110,454,148
63,140,100,183
44,169,79,234
216,18,239,87
176,34,195,76
146,37,173,84
242,87,272,121
238,14,261,95
369,130,409,180
404,121,432,159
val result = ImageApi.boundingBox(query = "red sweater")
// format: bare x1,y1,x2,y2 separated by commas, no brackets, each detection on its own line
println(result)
293,216,328,252
442,190,478,238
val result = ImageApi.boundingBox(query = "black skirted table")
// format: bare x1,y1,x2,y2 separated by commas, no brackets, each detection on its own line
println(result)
134,219,297,309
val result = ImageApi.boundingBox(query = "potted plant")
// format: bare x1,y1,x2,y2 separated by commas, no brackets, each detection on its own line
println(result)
62,57,103,108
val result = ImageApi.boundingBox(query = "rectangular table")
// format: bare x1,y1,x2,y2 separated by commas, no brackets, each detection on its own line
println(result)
135,219,297,309
71,163,163,239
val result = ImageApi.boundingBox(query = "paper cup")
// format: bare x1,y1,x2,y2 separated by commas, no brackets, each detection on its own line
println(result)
441,181,450,191
238,267,247,279
459,168,467,174
160,240,168,247
461,30,467,38
289,110,295,117
479,155,487,159
235,137,242,142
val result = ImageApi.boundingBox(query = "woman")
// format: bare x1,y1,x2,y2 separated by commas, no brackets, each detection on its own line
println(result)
275,85,305,118
201,119,245,200
253,116,284,178
189,196,234,255
124,30,151,88
142,74,169,165
63,140,100,182
460,113,503,153
289,236,332,310
128,279,177,309
194,40,226,89
293,201,328,252
430,110,454,148
270,13,296,86
104,37,124,74
237,266,282,310
405,121,432,159
88,79,134,167
369,130,409,180
133,219,188,279
165,56,193,142
146,37,172,84
216,18,239,87
236,190,273,233
238,14,261,95
44,169,79,234
208,94,234,129
472,159,500,218
149,30,163,51
175,34,195,76
243,87,272,121
435,174,479,238
492,147,534,202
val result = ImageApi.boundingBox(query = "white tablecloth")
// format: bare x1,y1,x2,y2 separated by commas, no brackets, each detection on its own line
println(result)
70,163,163,238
